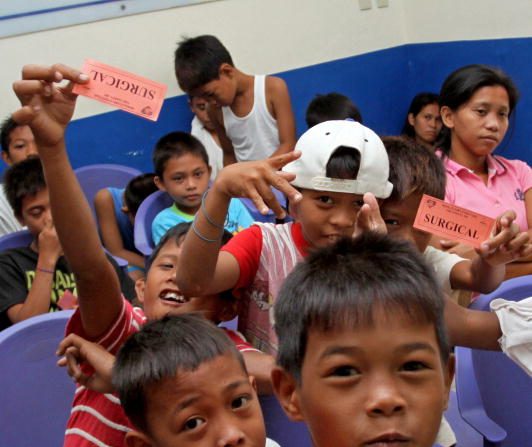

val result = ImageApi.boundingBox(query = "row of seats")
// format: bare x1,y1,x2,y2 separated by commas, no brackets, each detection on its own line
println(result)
0,276,531,445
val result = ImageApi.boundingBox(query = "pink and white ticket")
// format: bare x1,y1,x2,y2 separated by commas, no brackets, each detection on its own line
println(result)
73,59,167,121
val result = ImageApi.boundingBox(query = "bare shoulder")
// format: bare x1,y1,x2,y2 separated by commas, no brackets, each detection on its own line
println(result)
265,75,289,99
94,188,113,208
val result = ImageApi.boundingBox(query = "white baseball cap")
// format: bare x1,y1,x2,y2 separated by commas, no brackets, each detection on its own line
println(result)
283,120,393,199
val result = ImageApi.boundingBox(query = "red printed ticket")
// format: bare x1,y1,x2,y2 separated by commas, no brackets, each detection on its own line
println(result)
73,59,167,121
413,194,495,248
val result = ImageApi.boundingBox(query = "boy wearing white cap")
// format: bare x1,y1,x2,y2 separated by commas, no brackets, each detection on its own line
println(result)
177,120,393,353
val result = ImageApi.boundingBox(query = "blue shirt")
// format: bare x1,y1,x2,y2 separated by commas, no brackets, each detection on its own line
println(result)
151,199,254,245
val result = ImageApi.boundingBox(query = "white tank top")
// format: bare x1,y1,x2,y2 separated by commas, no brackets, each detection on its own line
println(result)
222,75,280,162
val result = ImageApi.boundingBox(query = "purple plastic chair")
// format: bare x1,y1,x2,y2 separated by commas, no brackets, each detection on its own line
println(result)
0,229,33,250
241,188,289,223
259,395,312,447
455,275,532,447
74,163,142,218
134,190,174,257
0,310,75,447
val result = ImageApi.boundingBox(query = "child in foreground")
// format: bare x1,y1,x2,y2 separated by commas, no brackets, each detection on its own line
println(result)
272,233,453,447
175,35,296,164
12,63,272,447
61,314,280,447
151,131,253,245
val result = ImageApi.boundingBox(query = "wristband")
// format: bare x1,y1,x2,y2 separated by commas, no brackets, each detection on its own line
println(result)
37,266,55,274
201,190,225,230
191,219,223,243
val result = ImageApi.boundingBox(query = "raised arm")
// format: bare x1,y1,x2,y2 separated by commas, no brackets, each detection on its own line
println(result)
12,64,122,338
176,152,301,296
94,189,145,272
266,76,296,157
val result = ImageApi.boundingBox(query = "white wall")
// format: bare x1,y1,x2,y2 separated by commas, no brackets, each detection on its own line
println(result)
1,0,530,121
0,0,405,120
402,0,532,44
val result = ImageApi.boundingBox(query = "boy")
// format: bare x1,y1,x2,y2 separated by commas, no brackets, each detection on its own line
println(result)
272,233,454,447
151,131,253,245
381,136,524,298
175,35,296,164
12,63,273,446
0,156,134,330
305,92,363,128
176,119,530,356
0,116,37,236
189,95,224,180
59,314,280,447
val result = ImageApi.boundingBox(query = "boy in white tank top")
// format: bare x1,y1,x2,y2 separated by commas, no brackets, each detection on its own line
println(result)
175,35,296,164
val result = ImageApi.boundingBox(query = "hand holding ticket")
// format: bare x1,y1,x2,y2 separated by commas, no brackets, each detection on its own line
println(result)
414,195,532,265
73,59,167,121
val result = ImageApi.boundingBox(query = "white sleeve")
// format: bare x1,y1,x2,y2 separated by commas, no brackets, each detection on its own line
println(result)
491,297,532,376
422,246,465,295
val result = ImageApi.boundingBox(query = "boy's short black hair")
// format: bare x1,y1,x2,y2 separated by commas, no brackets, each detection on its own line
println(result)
1,116,18,154
382,136,446,202
152,131,208,178
3,155,45,217
275,232,449,383
123,173,158,216
174,35,234,93
305,93,363,128
113,314,246,434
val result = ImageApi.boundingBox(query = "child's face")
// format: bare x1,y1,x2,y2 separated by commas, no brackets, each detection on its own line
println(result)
1,125,37,166
155,154,210,215
189,97,215,131
192,65,237,108
291,188,365,249
381,193,431,253
131,352,266,447
278,310,453,447
139,239,232,322
19,187,52,237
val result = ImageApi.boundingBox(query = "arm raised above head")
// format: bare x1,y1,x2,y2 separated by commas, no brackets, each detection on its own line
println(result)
12,63,122,338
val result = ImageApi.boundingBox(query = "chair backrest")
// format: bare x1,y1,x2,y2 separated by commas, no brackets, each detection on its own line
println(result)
456,276,532,447
0,229,33,251
74,164,142,217
0,310,75,447
240,188,288,223
134,190,174,257
259,395,312,447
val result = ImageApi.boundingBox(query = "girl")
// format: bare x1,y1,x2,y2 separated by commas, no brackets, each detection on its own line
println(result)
401,92,442,150
437,64,532,276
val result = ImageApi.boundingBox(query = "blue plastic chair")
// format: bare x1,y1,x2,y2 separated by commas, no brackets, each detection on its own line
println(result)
240,188,289,223
455,275,532,446
0,310,75,447
260,395,312,447
134,190,174,257
74,163,142,218
0,229,33,250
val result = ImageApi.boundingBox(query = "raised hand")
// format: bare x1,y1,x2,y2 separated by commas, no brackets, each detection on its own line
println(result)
353,192,387,237
12,63,89,148
56,333,115,394
478,210,532,266
213,151,302,218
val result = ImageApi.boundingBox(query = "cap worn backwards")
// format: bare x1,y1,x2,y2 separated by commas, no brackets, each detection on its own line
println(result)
283,120,393,199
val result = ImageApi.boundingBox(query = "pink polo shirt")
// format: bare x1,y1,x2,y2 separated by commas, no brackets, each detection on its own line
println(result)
443,154,532,232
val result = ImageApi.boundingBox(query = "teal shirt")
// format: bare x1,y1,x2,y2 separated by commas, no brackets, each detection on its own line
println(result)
151,199,254,245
